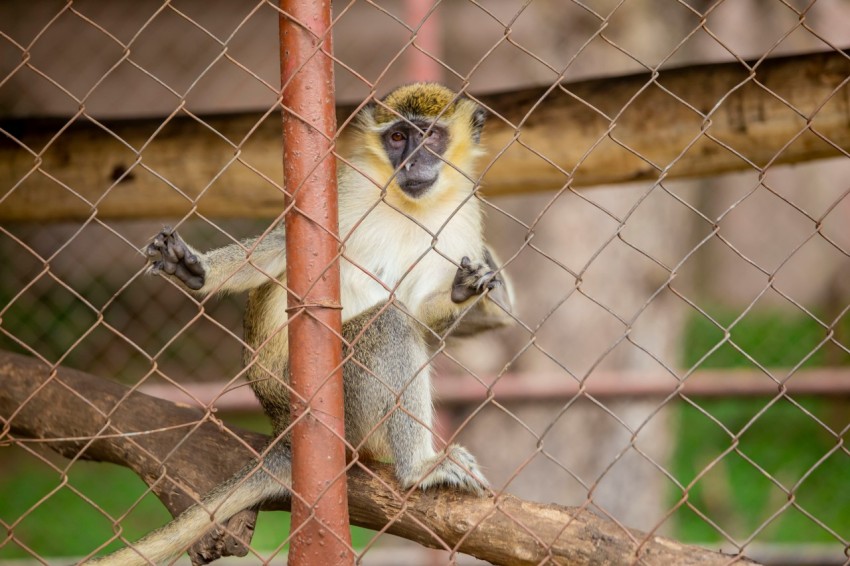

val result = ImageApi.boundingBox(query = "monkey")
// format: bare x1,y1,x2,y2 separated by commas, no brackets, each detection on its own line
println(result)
87,83,512,565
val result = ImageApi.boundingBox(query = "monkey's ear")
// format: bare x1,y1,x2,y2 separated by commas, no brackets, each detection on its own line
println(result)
470,105,487,143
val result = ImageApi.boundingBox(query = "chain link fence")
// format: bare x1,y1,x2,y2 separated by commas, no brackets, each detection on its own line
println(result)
2,0,849,564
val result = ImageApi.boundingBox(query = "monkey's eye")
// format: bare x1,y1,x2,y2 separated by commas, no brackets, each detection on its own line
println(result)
390,131,405,142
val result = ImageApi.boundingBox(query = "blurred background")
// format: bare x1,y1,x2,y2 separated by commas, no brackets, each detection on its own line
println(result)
1,0,849,564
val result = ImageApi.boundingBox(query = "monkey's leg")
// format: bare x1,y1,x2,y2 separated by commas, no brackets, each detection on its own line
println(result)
345,304,488,495
386,362,488,495
146,226,287,296
86,447,291,566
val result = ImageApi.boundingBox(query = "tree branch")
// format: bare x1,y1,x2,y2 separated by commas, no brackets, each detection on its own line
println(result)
0,350,756,565
1,50,848,221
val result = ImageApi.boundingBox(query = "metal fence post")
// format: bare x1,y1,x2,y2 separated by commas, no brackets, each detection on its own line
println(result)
279,1,353,565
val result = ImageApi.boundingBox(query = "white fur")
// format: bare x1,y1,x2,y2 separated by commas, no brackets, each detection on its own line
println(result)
337,165,482,322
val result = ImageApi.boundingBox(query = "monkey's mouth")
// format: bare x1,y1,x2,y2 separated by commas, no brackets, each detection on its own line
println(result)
399,178,436,198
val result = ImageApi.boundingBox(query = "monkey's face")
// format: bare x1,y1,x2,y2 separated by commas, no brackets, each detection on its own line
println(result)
381,120,448,199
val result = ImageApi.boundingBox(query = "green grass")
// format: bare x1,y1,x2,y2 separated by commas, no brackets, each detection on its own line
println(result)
683,307,850,369
670,397,849,543
670,309,850,544
0,452,171,559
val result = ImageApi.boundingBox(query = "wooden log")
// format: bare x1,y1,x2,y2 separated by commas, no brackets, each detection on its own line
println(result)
1,50,848,221
0,350,757,565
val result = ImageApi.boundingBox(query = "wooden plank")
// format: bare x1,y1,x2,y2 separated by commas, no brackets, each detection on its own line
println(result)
2,50,848,222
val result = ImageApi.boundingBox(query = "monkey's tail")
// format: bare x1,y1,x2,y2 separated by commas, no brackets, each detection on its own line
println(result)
85,450,291,566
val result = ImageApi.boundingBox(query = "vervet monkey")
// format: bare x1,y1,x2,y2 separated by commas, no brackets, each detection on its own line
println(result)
89,83,512,565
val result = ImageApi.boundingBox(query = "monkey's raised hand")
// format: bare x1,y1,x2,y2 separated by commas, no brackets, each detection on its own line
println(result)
146,227,206,290
451,255,510,313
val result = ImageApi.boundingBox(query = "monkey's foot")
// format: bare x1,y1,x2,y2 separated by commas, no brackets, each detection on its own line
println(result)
408,444,489,496
188,508,257,566
145,227,206,290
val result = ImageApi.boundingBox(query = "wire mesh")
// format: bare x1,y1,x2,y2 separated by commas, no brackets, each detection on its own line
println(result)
1,1,849,565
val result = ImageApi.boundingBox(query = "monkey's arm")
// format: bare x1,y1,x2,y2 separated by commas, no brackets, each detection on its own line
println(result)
418,251,513,339
146,227,287,296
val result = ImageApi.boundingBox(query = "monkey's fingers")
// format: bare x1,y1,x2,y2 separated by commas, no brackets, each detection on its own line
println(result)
155,227,174,246
173,263,205,290
144,227,174,262
445,444,490,494
473,270,497,292
165,232,205,277
145,231,168,258
451,257,498,303
163,241,180,264
145,243,161,259
451,278,477,303
148,260,165,276
413,444,489,496
451,257,477,302
182,249,205,276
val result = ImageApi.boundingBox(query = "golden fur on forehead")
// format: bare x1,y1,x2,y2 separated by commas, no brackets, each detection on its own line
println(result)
374,83,462,124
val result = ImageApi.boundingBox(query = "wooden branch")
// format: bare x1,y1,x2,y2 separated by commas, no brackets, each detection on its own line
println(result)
0,351,266,518
2,50,848,221
0,350,756,565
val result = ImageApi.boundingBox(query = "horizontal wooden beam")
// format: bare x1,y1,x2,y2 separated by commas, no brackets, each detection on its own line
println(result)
2,50,848,222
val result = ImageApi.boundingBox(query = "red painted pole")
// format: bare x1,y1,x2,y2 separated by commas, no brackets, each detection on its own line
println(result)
278,2,352,565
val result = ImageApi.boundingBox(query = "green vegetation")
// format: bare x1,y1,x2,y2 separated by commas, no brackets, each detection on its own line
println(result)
671,309,850,544
0,452,172,559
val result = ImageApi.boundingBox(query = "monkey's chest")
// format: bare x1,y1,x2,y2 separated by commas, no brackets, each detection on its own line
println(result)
340,225,471,319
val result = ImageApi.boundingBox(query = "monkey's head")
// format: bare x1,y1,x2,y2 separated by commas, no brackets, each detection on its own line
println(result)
353,83,487,203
